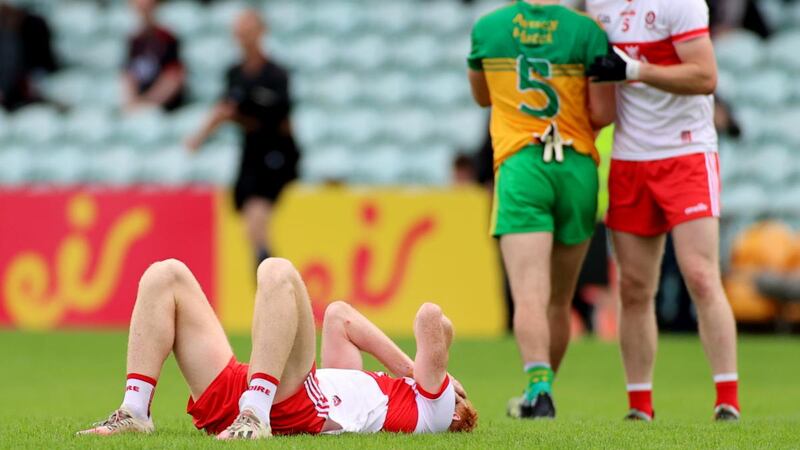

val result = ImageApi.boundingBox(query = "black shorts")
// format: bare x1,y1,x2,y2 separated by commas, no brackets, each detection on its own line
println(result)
233,149,298,210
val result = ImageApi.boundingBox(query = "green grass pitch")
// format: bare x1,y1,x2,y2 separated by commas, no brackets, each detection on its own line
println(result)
1,331,798,449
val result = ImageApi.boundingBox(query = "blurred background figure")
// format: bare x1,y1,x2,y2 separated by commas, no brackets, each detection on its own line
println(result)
0,0,58,111
186,9,299,267
451,153,477,186
122,0,186,112
708,0,772,37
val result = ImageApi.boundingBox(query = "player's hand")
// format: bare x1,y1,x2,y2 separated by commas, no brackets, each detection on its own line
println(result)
588,46,641,82
449,374,467,399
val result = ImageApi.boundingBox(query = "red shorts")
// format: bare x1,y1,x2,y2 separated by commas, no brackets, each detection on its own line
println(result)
186,357,326,436
606,152,721,236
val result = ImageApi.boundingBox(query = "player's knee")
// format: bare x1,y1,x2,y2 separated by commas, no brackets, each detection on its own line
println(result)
619,273,656,309
256,257,298,289
682,262,722,304
141,258,188,289
324,301,352,326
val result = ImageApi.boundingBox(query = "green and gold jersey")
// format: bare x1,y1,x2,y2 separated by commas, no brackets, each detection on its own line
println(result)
468,2,609,170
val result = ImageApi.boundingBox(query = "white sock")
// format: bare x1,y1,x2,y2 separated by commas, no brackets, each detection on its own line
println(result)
524,362,551,373
626,382,653,392
238,374,279,424
713,373,738,383
122,374,156,419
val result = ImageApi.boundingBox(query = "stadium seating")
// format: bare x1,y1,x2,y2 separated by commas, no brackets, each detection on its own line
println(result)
1,0,799,228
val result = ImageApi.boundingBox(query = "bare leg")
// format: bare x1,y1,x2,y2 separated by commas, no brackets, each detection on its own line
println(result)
500,232,553,365
672,219,738,375
413,303,454,393
548,240,591,372
79,259,234,435
242,197,272,258
247,258,316,402
127,259,233,399
612,231,666,385
321,301,414,377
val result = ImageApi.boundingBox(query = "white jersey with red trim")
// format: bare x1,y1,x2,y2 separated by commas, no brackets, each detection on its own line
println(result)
587,0,718,161
313,368,455,435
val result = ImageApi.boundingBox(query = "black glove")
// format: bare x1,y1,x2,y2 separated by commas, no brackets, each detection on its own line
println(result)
587,46,640,82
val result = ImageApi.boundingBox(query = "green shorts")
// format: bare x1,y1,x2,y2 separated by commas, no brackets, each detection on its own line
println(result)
491,144,598,245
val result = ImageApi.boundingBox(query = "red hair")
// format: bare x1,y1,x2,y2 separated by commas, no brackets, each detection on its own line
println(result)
449,398,478,433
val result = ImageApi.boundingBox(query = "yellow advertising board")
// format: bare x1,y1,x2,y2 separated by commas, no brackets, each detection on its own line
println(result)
218,185,505,337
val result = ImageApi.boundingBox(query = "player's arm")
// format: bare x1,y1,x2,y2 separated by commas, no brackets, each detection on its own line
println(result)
589,38,717,95
184,101,236,152
468,69,491,107
637,37,717,95
138,65,185,106
321,302,415,377
587,82,615,130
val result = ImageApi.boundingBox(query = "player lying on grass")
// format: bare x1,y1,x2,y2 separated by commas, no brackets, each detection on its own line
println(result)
77,258,477,439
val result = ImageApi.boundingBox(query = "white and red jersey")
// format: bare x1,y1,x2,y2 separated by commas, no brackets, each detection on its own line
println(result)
313,369,455,435
587,0,718,161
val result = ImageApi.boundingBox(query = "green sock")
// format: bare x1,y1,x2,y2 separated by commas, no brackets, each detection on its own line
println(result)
524,365,554,401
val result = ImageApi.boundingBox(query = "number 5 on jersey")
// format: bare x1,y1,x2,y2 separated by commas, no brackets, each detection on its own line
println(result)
516,55,560,119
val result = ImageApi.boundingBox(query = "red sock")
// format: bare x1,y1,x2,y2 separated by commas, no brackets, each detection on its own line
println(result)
627,385,653,418
715,380,740,412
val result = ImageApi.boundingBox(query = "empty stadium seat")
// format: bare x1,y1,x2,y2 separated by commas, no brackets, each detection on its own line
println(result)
715,30,764,72
329,108,382,147
750,145,793,187
391,34,442,71
416,71,471,107
350,145,404,184
736,69,790,108
185,35,238,76
187,142,239,185
41,70,91,107
293,106,331,150
51,2,103,41
263,2,305,36
300,145,353,183
82,39,125,72
399,144,454,185
361,72,415,105
137,145,191,185
723,183,768,218
116,109,170,146
336,34,390,72
29,144,85,185
0,145,31,185
416,0,470,34
157,1,208,37
103,3,138,38
10,105,63,146
207,1,248,32
364,2,416,35
64,107,116,145
85,144,140,185
767,30,800,71
310,2,364,37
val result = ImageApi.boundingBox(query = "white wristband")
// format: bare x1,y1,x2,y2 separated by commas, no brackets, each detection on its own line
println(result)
626,60,642,81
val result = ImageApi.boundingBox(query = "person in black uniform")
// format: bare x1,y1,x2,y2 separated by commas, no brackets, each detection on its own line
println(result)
123,0,186,112
187,9,299,265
